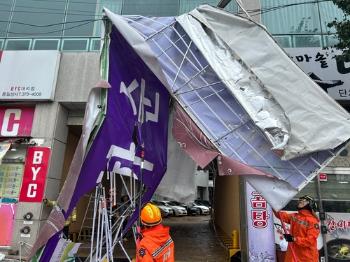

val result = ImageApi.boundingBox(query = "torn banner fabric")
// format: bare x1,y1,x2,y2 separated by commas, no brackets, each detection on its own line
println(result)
30,22,169,260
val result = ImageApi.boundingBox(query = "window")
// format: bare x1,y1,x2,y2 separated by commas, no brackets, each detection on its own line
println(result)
5,39,31,50
62,39,89,51
122,0,179,17
33,39,60,50
319,1,345,34
90,38,101,51
93,0,123,37
0,40,4,50
64,0,97,37
0,0,12,37
9,0,66,37
274,35,292,48
261,0,321,35
179,0,237,14
294,35,322,47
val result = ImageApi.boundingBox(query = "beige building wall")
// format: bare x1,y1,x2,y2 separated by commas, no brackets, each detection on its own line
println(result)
213,175,241,242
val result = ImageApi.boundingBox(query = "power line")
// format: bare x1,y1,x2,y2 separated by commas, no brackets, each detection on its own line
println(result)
0,0,339,37
2,19,100,35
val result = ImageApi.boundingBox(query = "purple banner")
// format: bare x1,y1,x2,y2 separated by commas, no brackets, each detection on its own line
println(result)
40,26,169,260
246,181,276,262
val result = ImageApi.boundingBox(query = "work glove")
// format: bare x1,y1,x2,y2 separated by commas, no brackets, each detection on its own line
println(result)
283,234,294,242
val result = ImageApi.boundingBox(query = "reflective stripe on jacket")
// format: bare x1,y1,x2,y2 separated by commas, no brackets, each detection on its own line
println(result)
136,224,175,262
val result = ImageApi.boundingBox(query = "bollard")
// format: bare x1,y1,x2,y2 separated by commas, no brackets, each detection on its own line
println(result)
232,230,239,249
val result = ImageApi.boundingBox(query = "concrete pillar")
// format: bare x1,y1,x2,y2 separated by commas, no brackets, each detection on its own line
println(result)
11,102,68,256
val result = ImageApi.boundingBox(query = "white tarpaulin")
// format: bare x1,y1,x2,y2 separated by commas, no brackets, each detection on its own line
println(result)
177,5,350,160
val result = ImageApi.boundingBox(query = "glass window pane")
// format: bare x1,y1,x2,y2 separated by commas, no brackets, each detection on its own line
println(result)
294,35,321,47
261,0,321,34
33,39,59,50
9,0,65,37
324,35,339,47
274,35,292,47
0,40,4,49
319,1,345,34
93,0,123,37
0,0,12,37
64,0,97,37
179,0,237,14
62,39,88,51
122,0,179,17
90,38,101,51
5,39,31,50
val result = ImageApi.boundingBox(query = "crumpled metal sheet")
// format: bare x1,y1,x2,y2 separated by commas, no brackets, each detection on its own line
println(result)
182,5,350,160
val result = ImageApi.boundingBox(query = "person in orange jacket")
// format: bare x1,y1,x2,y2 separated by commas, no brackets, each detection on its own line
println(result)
274,195,320,262
135,202,175,262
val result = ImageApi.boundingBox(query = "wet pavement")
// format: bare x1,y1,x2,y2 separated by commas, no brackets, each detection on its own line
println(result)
114,215,229,262
165,216,228,262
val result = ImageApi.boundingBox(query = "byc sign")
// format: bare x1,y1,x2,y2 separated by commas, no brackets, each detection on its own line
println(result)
19,147,51,202
0,107,34,137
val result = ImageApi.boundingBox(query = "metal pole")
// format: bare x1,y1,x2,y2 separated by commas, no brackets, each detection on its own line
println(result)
316,174,328,262
217,0,232,8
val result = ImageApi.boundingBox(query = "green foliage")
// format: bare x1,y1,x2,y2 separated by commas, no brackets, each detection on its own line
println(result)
328,0,350,60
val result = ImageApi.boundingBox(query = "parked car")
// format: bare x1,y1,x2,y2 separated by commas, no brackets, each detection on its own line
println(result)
194,199,211,208
159,201,187,216
151,201,174,217
168,200,200,216
190,202,210,215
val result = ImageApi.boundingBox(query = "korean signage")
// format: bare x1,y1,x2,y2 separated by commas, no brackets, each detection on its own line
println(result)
246,182,276,261
0,106,35,137
0,51,60,101
286,48,350,101
19,147,50,202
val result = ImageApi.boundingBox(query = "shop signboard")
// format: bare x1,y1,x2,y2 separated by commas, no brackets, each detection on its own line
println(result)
246,182,276,261
319,173,328,182
0,51,60,101
325,212,350,260
0,106,35,137
285,48,350,101
19,147,50,202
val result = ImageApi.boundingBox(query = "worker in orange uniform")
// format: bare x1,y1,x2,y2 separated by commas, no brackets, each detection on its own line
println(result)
135,203,174,262
274,195,320,262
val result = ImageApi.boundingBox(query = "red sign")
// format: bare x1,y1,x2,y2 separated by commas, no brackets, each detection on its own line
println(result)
19,147,51,202
319,173,328,182
0,106,35,137
250,191,269,228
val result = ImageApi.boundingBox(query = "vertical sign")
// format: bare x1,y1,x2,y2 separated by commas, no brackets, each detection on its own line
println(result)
0,106,35,137
0,204,17,246
19,147,50,202
246,181,276,261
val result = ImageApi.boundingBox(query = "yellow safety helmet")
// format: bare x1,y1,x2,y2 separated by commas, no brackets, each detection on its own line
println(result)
141,203,162,226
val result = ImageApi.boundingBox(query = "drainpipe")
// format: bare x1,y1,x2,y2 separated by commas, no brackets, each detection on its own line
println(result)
316,174,328,262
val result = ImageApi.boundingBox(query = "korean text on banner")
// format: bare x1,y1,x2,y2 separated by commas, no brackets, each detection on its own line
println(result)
19,147,51,202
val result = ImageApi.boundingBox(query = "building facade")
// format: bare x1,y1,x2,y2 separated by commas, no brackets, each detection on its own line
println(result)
0,0,349,261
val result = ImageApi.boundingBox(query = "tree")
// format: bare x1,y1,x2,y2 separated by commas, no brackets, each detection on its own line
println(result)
328,0,350,60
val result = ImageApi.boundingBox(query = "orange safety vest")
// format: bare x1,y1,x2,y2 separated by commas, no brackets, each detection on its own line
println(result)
136,224,175,262
277,209,320,262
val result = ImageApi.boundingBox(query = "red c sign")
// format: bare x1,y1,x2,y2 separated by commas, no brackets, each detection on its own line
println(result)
19,147,51,202
0,106,34,137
